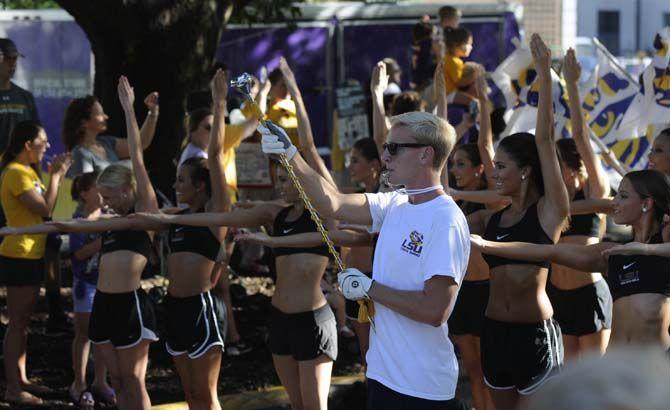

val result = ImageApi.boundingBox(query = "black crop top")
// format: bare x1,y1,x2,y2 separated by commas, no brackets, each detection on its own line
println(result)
606,233,670,301
482,202,554,269
563,190,601,237
100,229,153,259
272,206,330,258
168,209,221,261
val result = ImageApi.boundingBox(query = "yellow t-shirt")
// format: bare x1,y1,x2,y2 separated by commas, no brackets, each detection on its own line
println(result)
0,162,46,259
443,54,465,94
266,98,299,146
223,123,248,201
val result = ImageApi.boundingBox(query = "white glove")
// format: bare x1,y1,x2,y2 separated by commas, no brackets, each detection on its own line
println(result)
258,122,297,160
338,268,373,301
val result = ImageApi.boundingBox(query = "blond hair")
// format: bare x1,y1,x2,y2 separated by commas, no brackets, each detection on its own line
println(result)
97,163,136,192
390,111,455,170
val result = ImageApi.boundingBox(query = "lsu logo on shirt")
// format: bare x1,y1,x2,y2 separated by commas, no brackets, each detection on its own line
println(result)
401,230,424,257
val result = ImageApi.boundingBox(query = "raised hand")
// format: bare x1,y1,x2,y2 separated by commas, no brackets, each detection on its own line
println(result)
211,68,229,104
278,57,298,94
118,76,135,111
370,61,389,96
562,48,581,84
144,91,159,114
48,152,72,176
530,33,552,77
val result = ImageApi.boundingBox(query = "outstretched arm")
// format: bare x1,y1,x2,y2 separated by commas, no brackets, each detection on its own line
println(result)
118,77,159,214
563,49,609,199
260,127,372,225
471,235,611,273
235,229,373,248
434,60,448,121
280,58,337,188
602,241,670,258
530,34,570,234
570,197,614,215
132,201,282,229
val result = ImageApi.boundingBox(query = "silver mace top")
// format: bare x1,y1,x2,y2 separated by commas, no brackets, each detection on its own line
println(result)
230,72,254,100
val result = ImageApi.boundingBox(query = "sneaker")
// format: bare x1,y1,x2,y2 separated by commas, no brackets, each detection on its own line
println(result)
226,341,253,356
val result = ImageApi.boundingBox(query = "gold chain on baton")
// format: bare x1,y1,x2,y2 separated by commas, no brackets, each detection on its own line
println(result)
239,94,374,326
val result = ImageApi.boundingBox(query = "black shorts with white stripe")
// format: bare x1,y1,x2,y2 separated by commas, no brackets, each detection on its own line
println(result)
164,291,226,359
480,317,563,395
89,288,159,349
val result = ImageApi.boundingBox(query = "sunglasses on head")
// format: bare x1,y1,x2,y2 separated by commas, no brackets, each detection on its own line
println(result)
383,142,430,156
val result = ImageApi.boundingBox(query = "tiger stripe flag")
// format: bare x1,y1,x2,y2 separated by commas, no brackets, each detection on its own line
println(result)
491,38,569,138
639,27,670,132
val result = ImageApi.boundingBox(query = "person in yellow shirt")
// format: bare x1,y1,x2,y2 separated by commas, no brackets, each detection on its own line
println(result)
0,120,70,406
443,27,477,106
265,67,299,145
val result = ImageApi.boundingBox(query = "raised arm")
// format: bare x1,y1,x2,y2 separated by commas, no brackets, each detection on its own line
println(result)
209,69,231,218
279,58,337,188
235,229,373,248
371,61,390,157
474,67,496,187
530,34,570,232
260,128,372,224
563,48,609,199
114,92,159,158
118,76,159,213
471,235,611,273
433,60,448,120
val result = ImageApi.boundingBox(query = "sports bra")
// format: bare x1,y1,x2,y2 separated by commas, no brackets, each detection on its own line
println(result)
606,233,670,301
100,228,153,259
272,206,330,258
563,190,601,237
168,208,221,261
482,202,554,269
456,200,486,216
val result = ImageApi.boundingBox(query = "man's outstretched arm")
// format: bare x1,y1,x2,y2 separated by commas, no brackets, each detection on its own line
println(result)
260,124,373,225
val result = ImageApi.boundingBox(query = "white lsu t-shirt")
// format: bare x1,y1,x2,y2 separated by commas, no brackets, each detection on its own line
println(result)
364,191,470,401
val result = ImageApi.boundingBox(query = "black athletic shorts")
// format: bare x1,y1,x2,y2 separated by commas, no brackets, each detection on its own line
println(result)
448,279,489,336
89,288,159,349
164,291,226,359
547,279,612,336
345,271,373,321
367,379,467,410
0,256,45,287
481,317,563,395
269,303,337,361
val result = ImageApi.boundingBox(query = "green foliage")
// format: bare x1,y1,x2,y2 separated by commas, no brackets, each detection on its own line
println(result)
0,0,59,9
230,0,301,26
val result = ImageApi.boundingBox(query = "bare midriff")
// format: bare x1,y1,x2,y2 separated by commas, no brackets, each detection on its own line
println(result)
273,253,329,313
97,251,148,293
167,252,217,297
487,264,553,323
611,294,670,349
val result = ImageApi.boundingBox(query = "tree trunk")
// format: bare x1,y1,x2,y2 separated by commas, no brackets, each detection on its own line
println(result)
55,0,231,199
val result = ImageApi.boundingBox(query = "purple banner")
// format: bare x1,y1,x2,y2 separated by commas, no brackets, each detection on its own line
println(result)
1,18,92,157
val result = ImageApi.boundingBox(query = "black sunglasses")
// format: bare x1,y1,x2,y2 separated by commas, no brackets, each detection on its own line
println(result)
383,142,430,156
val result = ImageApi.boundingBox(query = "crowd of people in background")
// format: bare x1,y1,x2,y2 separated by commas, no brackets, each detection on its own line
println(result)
0,4,670,410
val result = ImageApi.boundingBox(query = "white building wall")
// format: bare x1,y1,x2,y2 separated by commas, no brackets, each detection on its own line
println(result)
577,0,636,55
562,0,577,50
639,0,670,51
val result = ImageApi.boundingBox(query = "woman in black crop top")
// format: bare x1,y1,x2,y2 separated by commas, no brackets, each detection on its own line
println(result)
472,170,670,351
134,60,338,410
547,50,612,360
35,78,161,409
465,35,570,408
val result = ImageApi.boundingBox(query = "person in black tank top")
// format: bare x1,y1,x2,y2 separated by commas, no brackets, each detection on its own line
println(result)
448,142,495,410
472,170,670,351
547,50,613,361
465,35,570,408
